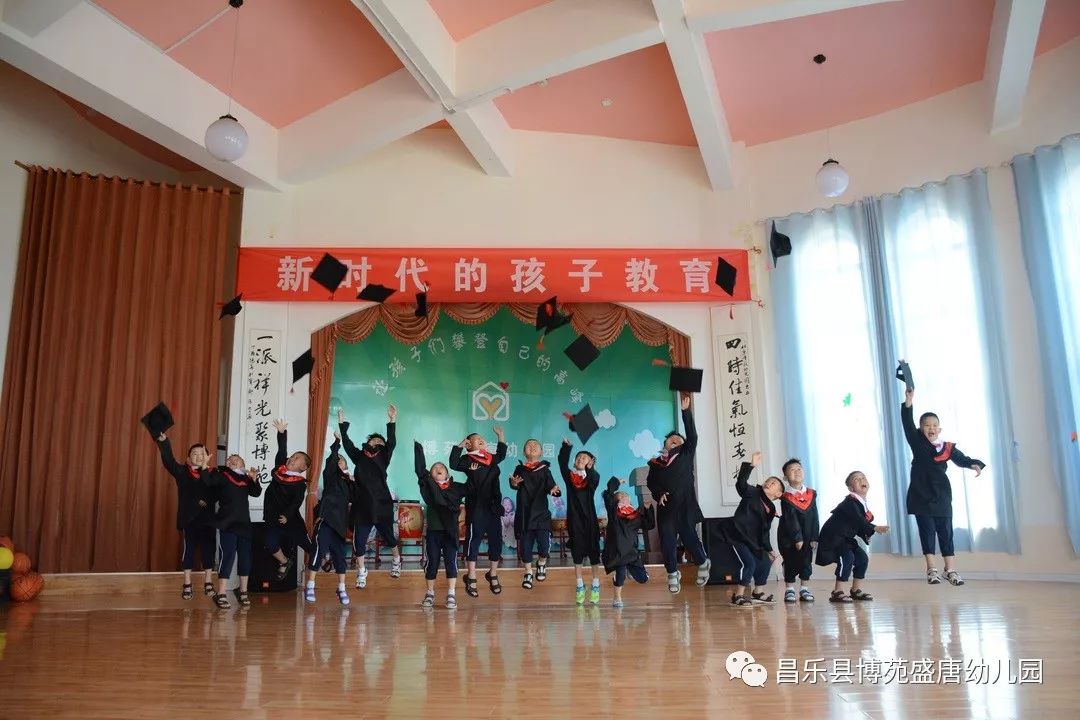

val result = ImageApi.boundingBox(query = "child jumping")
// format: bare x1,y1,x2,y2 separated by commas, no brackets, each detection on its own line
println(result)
778,458,820,603
204,454,262,609
602,478,655,608
449,426,508,597
304,430,355,605
815,471,889,602
509,439,561,590
415,442,467,609
718,451,783,608
558,439,602,605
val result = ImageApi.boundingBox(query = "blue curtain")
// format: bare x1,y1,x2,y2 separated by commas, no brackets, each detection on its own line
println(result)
1012,134,1080,555
773,170,1020,555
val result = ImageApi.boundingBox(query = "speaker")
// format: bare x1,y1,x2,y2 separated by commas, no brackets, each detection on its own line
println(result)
701,518,743,585
249,521,299,593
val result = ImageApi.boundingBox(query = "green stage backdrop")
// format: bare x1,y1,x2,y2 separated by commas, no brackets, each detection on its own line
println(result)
325,307,678,517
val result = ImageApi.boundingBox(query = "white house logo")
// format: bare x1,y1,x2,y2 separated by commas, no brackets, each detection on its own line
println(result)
472,381,510,422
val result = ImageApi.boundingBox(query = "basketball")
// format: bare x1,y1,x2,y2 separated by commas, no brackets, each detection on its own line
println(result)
0,536,13,550
0,547,12,570
10,571,44,602
10,552,31,575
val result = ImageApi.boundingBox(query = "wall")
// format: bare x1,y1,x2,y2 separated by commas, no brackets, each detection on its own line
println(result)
0,60,219,386
236,39,1080,576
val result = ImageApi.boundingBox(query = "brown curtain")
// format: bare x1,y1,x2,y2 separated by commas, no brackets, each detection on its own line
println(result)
306,302,690,482
0,168,233,572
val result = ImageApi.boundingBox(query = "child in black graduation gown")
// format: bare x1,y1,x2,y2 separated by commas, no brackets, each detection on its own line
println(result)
902,387,986,586
154,432,217,599
415,442,467,609
558,439,602,606
304,430,355,606
815,471,889,603
263,419,314,580
646,395,710,594
204,454,262,609
449,426,508,597
602,478,655,608
718,451,783,608
339,406,402,589
778,458,820,603
509,439,561,590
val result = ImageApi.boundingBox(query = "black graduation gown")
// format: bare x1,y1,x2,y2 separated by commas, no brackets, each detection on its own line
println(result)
414,442,467,542
449,442,508,521
557,442,601,558
316,437,353,540
342,421,396,526
778,487,820,549
205,466,262,538
716,462,777,555
645,408,703,530
156,437,217,530
511,460,557,536
262,431,308,533
601,478,655,573
815,495,877,566
902,403,985,516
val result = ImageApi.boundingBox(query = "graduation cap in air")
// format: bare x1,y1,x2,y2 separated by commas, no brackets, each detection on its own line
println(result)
770,222,792,265
414,291,428,318
357,283,395,303
292,349,314,384
219,294,242,319
895,359,914,392
714,257,737,297
140,401,174,438
565,404,599,445
669,365,704,393
535,296,572,333
311,253,348,296
564,334,600,371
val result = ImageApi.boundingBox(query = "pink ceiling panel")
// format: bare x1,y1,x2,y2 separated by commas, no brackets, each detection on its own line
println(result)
495,45,696,146
95,0,225,49
707,0,994,146
99,0,403,128
427,0,553,41
1036,0,1080,55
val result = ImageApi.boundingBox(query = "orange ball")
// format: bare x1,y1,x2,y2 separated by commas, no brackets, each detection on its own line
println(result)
10,552,31,575
0,536,13,551
10,571,44,602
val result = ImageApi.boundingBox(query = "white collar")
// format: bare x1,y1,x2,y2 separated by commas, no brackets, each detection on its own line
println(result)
848,492,869,512
284,469,305,478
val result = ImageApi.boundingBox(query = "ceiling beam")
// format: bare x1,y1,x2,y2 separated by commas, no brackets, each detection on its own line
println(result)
685,0,901,33
0,1,283,190
1,0,82,37
653,0,734,190
984,0,1047,134
446,102,513,177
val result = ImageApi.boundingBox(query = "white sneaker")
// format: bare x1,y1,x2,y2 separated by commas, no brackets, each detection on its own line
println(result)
390,557,402,579
696,558,712,587
355,568,368,589
304,586,316,603
667,571,682,594
336,588,350,605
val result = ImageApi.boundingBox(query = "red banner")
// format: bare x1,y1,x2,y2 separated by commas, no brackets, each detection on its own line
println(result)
237,247,751,303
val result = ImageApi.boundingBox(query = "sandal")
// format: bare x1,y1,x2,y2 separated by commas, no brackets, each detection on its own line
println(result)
421,592,435,608
203,582,215,597
464,575,479,598
829,590,853,603
522,573,534,590
944,570,965,586
850,588,874,601
234,590,251,608
485,570,502,595
784,589,797,603
731,594,753,608
927,568,941,585
446,594,457,610
275,559,293,582
800,588,815,603
213,592,231,609
751,591,775,604
536,564,547,582
336,589,350,606
181,583,194,600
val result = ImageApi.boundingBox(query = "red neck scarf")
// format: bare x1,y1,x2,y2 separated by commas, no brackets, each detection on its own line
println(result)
467,450,493,466
187,465,202,480
933,442,954,463
522,460,543,471
781,487,815,512
569,470,588,489
223,467,248,488
649,451,679,467
616,504,639,519
273,465,306,484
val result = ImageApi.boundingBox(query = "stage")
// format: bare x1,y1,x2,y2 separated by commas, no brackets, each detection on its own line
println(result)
1,569,1076,719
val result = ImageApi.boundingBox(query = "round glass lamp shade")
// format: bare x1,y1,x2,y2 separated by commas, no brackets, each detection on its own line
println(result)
815,158,849,198
204,114,248,162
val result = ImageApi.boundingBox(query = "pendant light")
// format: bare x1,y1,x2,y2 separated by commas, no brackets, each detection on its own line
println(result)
204,0,248,162
812,54,849,198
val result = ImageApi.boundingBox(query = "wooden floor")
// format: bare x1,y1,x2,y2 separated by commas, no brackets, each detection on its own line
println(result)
1,568,1076,719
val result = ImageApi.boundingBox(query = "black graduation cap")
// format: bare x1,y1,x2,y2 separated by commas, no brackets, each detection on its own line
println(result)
292,349,314,384
715,257,737,297
414,292,428,318
567,404,599,445
357,283,395,303
140,401,174,438
312,253,348,295
219,294,242,319
564,334,600,371
770,222,792,265
535,296,572,333
669,366,703,393
895,360,914,392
